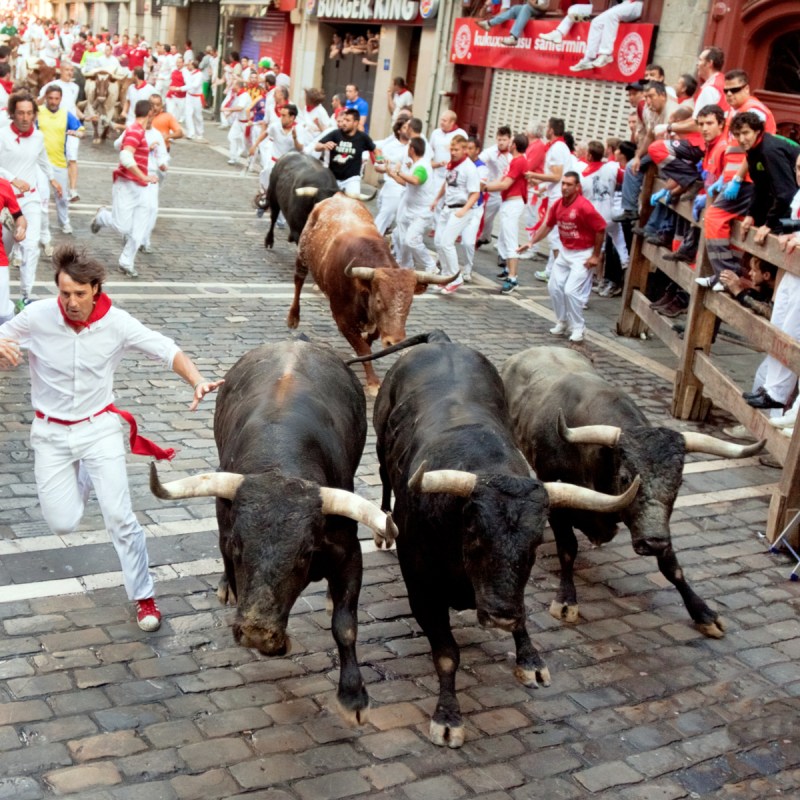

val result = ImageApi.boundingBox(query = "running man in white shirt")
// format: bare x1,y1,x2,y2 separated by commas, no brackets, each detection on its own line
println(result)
250,103,307,192
183,59,205,140
122,68,157,126
0,244,223,633
373,118,411,235
223,79,250,165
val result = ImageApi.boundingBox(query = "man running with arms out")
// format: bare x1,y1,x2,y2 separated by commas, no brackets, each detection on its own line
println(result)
0,244,223,631
519,171,606,343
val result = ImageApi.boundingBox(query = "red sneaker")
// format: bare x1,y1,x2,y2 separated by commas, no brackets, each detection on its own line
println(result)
136,598,162,632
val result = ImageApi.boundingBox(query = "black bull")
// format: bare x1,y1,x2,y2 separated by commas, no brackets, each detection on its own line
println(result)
501,345,765,639
151,340,397,725
355,331,640,747
263,152,338,250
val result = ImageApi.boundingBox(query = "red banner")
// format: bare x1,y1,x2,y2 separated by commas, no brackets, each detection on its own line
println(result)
449,17,655,84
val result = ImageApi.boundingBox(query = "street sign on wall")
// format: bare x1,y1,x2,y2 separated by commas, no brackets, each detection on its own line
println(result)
449,17,656,84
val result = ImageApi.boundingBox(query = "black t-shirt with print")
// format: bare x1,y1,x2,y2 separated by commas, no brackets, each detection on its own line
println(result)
320,129,376,181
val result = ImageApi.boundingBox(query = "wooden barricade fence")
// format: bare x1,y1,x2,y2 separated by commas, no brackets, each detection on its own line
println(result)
616,167,800,545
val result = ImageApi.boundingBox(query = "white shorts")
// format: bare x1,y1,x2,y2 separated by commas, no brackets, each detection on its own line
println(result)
65,135,80,162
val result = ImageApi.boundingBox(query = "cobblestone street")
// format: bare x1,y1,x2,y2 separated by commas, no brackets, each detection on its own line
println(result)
0,125,798,800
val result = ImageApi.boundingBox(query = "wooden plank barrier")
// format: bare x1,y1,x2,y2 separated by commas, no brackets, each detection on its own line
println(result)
616,166,800,544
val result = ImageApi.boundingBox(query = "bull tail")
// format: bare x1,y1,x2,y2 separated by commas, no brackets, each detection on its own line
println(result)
344,330,451,365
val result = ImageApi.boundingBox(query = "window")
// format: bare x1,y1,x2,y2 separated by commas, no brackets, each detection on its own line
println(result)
764,30,800,96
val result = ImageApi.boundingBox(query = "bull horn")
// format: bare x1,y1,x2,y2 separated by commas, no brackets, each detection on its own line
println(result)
414,269,461,286
318,487,399,548
295,187,319,197
408,461,477,497
557,409,621,447
344,262,375,282
682,432,766,458
150,463,244,501
544,475,641,511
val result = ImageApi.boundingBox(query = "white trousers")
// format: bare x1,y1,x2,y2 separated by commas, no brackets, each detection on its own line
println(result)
0,228,13,321
763,273,800,404
496,197,524,261
394,206,436,272
228,121,246,161
337,176,361,195
481,192,502,242
96,179,149,269
459,205,483,276
434,206,473,278
374,185,404,235
142,181,160,248
559,2,643,58
184,95,204,138
30,412,155,601
167,95,185,124
548,245,596,335
40,166,70,243
15,194,42,297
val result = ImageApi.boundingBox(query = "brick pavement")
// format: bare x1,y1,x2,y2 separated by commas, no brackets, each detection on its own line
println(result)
0,121,798,799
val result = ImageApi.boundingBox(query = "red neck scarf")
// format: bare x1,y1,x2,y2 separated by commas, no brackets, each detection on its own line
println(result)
447,155,467,170
0,78,12,93
582,161,604,176
10,123,34,144
136,80,146,89
546,135,566,152
58,291,111,331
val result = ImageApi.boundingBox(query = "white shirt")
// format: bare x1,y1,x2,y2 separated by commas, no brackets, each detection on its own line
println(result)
376,134,410,198
125,82,158,125
184,69,204,96
580,161,619,223
91,54,123,74
38,79,79,116
693,72,724,120
268,120,306,159
146,128,168,171
479,144,511,185
443,157,480,207
544,139,573,202
298,104,330,137
429,126,468,177
229,92,250,124
401,159,436,214
0,299,179,420
391,89,413,123
0,126,53,187
183,49,195,64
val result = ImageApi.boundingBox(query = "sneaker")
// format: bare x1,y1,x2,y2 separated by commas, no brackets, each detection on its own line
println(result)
497,268,509,279
533,270,549,282
606,284,623,298
120,264,139,278
42,243,54,257
591,53,614,68
613,209,639,223
539,30,563,44
139,244,153,254
500,279,518,294
227,159,238,165
136,598,162,632
462,274,472,283
695,276,715,288
69,189,80,202
476,20,491,31
712,283,725,292
90,209,103,234
593,279,607,295
721,424,756,441
502,36,518,47
568,330,585,343
549,321,569,336
569,59,593,72
61,223,73,235
440,279,462,294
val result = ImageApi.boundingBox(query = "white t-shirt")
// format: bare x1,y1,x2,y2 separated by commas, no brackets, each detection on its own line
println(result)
402,159,435,214
429,126,468,177
443,157,480,207
125,82,158,124
480,144,511,184
391,89,413,123
544,139,573,202
38,79,79,116
298,104,331,137
580,161,619,223
268,121,307,158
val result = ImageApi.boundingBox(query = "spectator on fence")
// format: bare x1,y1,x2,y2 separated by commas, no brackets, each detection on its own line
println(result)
478,1,547,48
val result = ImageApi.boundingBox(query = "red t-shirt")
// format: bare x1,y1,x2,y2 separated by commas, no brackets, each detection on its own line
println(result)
546,194,607,251
525,139,546,174
70,42,87,63
0,178,21,267
127,45,148,70
112,123,149,186
501,154,529,201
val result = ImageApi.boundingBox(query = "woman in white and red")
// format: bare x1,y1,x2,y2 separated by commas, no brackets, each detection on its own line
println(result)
519,171,606,343
90,99,158,278
0,177,28,323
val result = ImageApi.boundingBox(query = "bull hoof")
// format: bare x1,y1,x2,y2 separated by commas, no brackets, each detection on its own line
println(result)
366,382,380,398
429,720,465,748
549,599,579,624
216,576,237,606
286,311,299,330
514,664,551,688
696,617,726,639
335,698,370,726
92,138,101,145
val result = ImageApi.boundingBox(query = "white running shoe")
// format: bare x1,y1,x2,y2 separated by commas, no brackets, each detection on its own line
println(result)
549,321,569,336
591,54,614,68
569,59,593,72
539,30,563,44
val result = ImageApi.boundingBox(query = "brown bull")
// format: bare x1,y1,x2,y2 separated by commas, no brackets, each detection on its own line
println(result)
83,70,122,143
24,59,57,94
286,194,455,394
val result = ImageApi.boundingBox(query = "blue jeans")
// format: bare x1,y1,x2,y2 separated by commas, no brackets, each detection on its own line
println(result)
621,155,652,213
489,4,542,39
